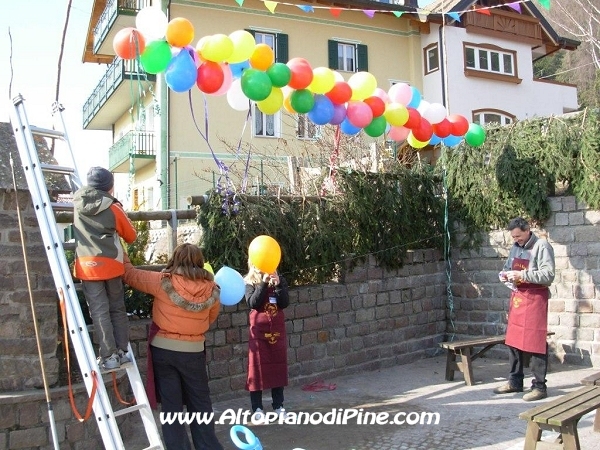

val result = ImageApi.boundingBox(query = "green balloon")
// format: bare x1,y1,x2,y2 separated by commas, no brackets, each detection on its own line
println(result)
290,89,315,114
140,40,172,74
465,123,486,147
267,63,291,88
364,116,387,137
241,68,273,101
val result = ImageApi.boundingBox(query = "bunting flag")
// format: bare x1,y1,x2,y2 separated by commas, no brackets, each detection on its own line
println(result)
264,1,277,13
235,0,244,6
447,12,461,22
474,6,492,15
392,11,404,18
363,10,375,18
536,0,551,10
297,5,314,13
330,8,342,18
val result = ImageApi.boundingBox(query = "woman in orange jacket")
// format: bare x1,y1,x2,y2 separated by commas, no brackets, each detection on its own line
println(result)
123,243,223,450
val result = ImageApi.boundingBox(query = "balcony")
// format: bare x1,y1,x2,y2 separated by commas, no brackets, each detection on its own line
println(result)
109,130,156,173
463,9,543,47
83,58,156,130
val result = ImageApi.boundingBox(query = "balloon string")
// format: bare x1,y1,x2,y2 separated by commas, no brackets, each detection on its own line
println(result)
240,108,252,193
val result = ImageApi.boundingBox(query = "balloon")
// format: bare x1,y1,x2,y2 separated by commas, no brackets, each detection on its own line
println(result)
412,118,433,142
165,48,197,92
200,34,234,62
241,69,272,101
346,101,373,128
442,134,463,147
423,102,447,125
348,71,377,101
248,235,281,274
372,87,390,104
325,81,352,105
388,83,412,105
383,103,409,127
340,118,361,135
267,63,291,88
329,103,347,125
230,60,250,79
448,114,470,136
249,44,274,71
429,134,442,145
113,28,146,60
207,63,233,96
230,425,262,450
404,107,422,129
136,7,168,41
287,57,313,90
432,118,452,138
465,123,486,147
166,17,194,48
364,96,386,118
140,40,172,74
196,61,225,94
227,79,250,111
228,30,256,63
407,86,422,109
406,132,429,149
308,67,336,94
214,266,245,306
257,87,284,115
417,100,431,117
203,262,214,274
290,89,315,114
387,125,410,141
307,94,334,125
364,116,387,137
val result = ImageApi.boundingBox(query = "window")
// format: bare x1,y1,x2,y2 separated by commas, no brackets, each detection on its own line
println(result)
464,43,519,82
473,109,515,126
253,103,280,138
296,115,320,139
423,43,439,74
328,40,368,72
247,29,288,63
132,188,139,210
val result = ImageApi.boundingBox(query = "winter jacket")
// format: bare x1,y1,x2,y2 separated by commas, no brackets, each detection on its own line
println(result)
73,186,137,281
502,232,555,286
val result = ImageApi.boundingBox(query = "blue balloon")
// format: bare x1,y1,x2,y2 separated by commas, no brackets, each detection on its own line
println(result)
340,118,361,135
407,86,422,109
442,134,463,147
429,134,442,145
230,425,262,449
230,60,250,79
214,266,245,306
308,95,334,125
165,49,197,93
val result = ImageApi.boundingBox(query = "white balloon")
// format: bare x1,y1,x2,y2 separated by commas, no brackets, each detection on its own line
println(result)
423,102,448,124
136,7,168,41
227,79,251,111
417,99,430,116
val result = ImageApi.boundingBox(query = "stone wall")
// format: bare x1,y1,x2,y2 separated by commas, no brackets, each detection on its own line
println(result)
450,196,600,366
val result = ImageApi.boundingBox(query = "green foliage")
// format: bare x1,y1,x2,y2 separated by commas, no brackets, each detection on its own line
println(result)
124,220,154,318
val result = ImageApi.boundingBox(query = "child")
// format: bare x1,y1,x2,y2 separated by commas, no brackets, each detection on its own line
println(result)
244,262,290,418
73,167,137,371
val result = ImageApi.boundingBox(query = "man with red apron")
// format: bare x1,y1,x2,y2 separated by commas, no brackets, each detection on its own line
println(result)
493,217,555,401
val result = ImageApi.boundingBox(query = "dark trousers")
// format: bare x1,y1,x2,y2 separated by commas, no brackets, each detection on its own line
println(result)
508,344,548,391
151,347,223,450
250,387,284,411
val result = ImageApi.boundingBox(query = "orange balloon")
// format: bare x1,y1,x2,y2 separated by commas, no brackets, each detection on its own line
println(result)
248,235,281,274
249,44,274,71
166,17,194,48
113,28,146,60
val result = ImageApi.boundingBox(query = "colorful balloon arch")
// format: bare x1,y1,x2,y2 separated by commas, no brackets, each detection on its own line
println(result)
115,7,486,148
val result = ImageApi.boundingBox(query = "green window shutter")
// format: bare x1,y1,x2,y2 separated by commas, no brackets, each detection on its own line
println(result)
328,40,338,69
357,44,368,71
276,33,288,63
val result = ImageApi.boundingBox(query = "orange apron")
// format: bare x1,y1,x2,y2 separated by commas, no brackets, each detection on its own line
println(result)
504,257,549,354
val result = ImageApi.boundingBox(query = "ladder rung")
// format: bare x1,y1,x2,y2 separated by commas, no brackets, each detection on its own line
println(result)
114,404,146,417
41,163,76,176
143,446,163,450
51,202,74,212
30,125,65,140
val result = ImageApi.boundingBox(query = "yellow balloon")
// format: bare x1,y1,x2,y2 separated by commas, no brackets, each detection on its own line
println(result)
308,67,335,94
406,132,429,149
257,87,283,115
248,235,281,274
201,34,234,62
227,30,256,64
384,103,409,126
203,262,214,274
348,71,377,101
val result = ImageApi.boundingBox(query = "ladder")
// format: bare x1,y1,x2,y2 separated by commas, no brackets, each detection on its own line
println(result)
9,94,164,450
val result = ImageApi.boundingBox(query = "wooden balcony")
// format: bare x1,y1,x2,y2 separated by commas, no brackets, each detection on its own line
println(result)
463,9,543,46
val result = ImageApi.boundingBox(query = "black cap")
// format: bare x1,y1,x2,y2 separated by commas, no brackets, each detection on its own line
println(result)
87,167,114,192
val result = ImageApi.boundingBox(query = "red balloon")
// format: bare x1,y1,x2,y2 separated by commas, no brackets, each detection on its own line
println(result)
113,27,146,60
412,118,433,142
448,114,470,136
287,57,313,90
196,61,225,93
404,107,422,129
432,118,452,138
363,96,386,118
325,81,352,104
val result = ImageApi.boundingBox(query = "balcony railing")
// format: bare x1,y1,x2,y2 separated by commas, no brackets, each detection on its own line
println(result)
82,58,155,128
109,130,156,171
93,0,151,54
463,9,542,43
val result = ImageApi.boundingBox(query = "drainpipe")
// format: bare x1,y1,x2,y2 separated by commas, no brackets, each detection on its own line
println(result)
160,0,170,209
438,23,449,109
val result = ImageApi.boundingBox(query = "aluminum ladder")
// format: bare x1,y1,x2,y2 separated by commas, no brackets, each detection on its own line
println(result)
9,93,163,450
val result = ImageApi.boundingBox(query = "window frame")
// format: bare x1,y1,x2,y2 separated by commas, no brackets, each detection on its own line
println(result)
472,108,515,126
252,103,281,138
463,42,521,84
423,43,439,75
328,39,368,73
296,115,321,140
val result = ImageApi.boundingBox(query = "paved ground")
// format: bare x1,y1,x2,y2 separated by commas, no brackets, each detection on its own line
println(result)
124,355,600,450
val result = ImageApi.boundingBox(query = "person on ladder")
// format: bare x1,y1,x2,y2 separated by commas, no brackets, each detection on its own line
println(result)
73,167,137,371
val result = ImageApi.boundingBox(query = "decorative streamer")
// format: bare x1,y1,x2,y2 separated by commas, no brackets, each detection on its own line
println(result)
264,1,277,14
235,0,244,6
329,8,342,18
507,2,521,13
297,5,313,13
363,10,375,18
447,12,461,22
392,11,403,18
536,0,550,10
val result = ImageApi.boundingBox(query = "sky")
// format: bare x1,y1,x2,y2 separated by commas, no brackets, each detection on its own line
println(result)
1,0,112,176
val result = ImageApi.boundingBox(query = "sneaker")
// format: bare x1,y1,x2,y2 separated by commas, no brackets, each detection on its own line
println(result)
118,349,132,367
99,353,120,371
252,408,265,421
275,407,288,419
523,389,548,401
493,383,523,394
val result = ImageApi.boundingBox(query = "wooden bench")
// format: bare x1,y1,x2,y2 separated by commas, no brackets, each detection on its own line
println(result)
439,332,555,386
519,385,600,450
580,372,600,432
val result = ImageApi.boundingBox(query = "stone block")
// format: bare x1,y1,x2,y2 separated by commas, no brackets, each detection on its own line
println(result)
9,427,48,448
